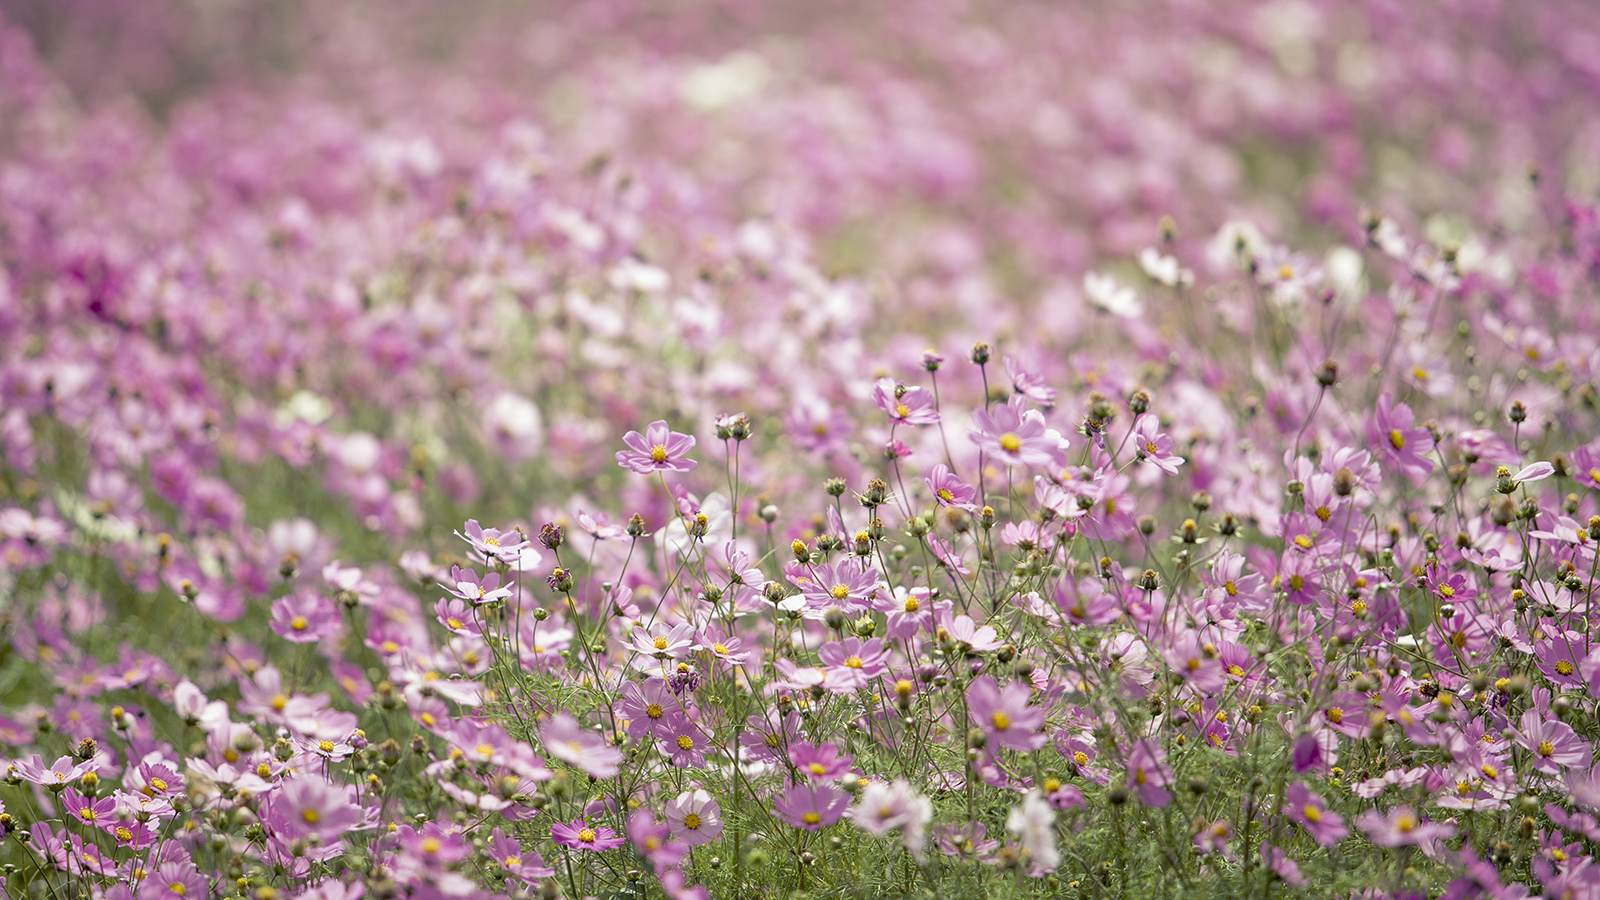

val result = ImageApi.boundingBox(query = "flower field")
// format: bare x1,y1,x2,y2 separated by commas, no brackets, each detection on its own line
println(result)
4,0,1600,897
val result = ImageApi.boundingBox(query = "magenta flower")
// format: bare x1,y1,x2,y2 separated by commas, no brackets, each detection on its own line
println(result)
1005,355,1057,406
489,826,554,881
616,420,698,474
1355,806,1455,848
775,781,850,831
551,818,625,851
1159,630,1226,694
270,774,366,843
616,677,684,741
659,718,710,769
796,560,885,613
968,395,1070,470
269,590,341,644
1367,393,1434,486
872,377,940,426
966,676,1047,752
444,565,514,605
1125,740,1173,807
664,789,724,846
540,713,623,778
1282,781,1347,846
790,741,855,782
924,463,978,511
1515,708,1592,775
1131,413,1184,475
817,637,890,689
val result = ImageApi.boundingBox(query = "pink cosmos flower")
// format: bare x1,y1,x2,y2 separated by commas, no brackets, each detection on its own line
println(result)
664,789,724,846
775,781,850,831
924,463,978,510
796,560,885,614
616,420,698,474
1131,413,1184,475
1159,630,1226,694
1005,355,1057,406
872,377,940,426
966,676,1047,752
551,818,625,851
968,395,1070,470
443,565,514,605
1125,740,1173,808
269,590,341,644
1368,393,1434,486
1515,708,1592,775
270,774,366,843
659,719,710,769
1282,781,1347,846
817,637,890,689
1355,806,1455,848
616,677,685,741
540,713,622,778
790,741,855,782
488,826,555,881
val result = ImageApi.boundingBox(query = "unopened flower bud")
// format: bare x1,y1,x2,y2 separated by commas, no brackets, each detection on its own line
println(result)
626,514,646,537
1128,389,1151,416
970,342,992,365
921,350,944,372
539,523,564,550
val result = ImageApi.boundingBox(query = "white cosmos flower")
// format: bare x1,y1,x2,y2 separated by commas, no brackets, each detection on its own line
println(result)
1083,272,1142,318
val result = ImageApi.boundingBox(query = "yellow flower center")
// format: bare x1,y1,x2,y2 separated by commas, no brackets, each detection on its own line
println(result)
1397,814,1416,833
1326,708,1343,724
291,616,308,631
830,584,850,599
505,856,521,867
1412,367,1428,381
303,809,320,824
684,813,702,829
1557,660,1575,676
810,762,827,775
271,694,288,711
1224,581,1237,596
1228,664,1244,676
1303,805,1321,823
1389,429,1406,450
803,812,821,825
647,704,664,719
937,489,953,503
579,828,597,842
447,617,464,630
992,711,1010,730
171,887,185,897
1351,600,1367,617
845,656,863,669
1073,751,1088,766
1186,658,1201,671
1289,575,1304,591
321,740,337,752
896,404,910,418
713,643,730,654
476,742,494,757
79,807,96,821
654,637,669,650
1539,740,1555,757
904,597,920,612
422,837,441,854
999,433,1022,452
650,445,668,463
678,735,695,750
1294,535,1313,549
1438,585,1454,598
150,778,168,791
